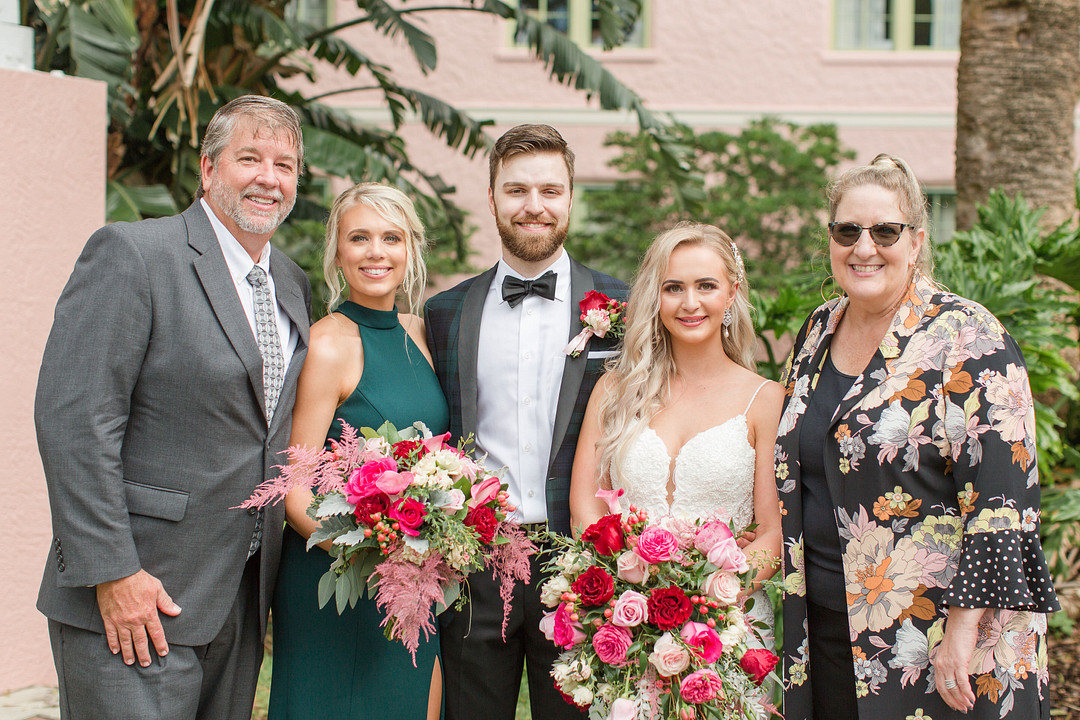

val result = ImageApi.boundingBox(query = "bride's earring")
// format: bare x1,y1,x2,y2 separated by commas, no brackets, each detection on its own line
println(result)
722,306,733,338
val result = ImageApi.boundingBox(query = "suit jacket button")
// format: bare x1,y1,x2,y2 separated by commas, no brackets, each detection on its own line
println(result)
57,562,65,572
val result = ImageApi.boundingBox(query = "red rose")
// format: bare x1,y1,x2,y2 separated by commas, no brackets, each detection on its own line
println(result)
353,492,391,527
571,566,615,606
739,648,779,685
581,514,625,556
647,585,692,630
389,497,427,536
465,505,498,544
391,439,423,461
579,290,613,315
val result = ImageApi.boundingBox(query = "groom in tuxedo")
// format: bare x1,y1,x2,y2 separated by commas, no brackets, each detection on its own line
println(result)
426,124,628,720
35,95,310,719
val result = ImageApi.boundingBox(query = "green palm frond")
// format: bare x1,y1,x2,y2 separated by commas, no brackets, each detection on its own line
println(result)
355,0,439,73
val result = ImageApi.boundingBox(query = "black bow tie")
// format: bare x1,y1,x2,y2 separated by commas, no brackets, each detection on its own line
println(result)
501,271,557,308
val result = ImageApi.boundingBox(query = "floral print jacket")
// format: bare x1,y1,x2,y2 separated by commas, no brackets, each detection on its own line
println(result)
777,274,1059,720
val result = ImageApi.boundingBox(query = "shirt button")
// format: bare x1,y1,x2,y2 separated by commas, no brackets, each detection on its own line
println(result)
528,490,535,497
527,309,534,316
523,352,531,360
523,397,531,406
524,444,532,452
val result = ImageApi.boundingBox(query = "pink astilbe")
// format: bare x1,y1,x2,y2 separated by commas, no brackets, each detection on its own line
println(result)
237,421,368,508
486,521,537,638
375,554,461,665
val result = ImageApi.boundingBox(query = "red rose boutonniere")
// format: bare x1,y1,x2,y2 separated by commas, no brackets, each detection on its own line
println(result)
563,291,627,357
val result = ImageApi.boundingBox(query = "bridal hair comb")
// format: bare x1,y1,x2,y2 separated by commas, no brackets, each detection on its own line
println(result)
729,240,745,284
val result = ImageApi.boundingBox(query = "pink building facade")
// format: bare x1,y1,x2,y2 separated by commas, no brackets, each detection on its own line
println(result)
1,68,107,691
308,0,961,266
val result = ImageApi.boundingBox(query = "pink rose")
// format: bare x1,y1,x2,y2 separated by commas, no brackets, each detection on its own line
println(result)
635,526,679,563
388,497,427,536
359,456,398,484
592,623,633,666
706,537,749,573
375,470,414,495
658,515,697,549
679,669,724,704
647,632,690,677
611,590,649,628
616,550,649,584
541,602,586,649
702,570,741,605
693,520,735,555
680,621,724,663
609,698,636,720
467,476,502,509
435,488,466,512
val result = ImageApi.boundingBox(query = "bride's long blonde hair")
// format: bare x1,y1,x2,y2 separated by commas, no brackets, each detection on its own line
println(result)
595,223,755,487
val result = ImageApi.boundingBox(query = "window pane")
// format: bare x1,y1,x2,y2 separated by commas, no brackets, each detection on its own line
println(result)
835,0,894,49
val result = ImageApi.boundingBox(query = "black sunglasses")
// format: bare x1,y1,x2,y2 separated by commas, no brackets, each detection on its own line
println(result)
828,221,912,247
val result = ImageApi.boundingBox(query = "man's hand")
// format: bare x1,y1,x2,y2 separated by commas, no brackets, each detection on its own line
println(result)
96,569,182,667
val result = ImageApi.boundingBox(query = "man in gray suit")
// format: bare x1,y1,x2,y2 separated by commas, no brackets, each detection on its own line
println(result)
35,95,311,719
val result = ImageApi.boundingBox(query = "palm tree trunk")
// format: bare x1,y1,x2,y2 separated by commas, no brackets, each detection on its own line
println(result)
955,0,1080,229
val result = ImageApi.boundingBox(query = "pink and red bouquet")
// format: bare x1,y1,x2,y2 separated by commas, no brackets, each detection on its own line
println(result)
539,505,779,719
564,290,628,357
242,420,534,662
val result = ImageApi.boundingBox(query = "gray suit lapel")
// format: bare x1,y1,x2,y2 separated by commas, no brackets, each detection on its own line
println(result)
458,265,496,436
548,259,595,470
186,205,268,419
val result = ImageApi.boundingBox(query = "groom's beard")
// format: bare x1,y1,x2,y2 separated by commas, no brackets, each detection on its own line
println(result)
495,214,568,264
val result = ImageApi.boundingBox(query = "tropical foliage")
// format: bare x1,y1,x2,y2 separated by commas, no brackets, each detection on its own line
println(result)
24,0,685,304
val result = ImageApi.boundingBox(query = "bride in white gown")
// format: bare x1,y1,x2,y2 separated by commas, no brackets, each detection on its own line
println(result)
569,222,783,650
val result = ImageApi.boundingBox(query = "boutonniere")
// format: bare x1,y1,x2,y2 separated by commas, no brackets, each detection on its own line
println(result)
563,290,627,357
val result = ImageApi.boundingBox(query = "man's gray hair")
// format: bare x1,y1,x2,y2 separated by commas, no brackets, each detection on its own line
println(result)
196,95,304,198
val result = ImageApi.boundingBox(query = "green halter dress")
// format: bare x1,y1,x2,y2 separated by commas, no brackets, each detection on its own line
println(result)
269,301,450,719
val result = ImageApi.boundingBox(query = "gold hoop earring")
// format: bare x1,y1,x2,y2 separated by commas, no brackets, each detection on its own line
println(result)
820,275,841,303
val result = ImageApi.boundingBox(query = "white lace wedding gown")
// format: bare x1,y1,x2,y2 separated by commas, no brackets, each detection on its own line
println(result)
611,381,775,650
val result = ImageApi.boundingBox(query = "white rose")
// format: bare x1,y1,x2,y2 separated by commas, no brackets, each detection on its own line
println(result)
571,685,594,706
541,575,571,607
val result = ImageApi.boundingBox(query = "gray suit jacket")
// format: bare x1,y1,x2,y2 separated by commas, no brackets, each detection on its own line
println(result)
35,202,311,646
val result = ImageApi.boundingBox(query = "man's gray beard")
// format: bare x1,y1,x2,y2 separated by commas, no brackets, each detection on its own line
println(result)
496,216,568,264
210,179,294,236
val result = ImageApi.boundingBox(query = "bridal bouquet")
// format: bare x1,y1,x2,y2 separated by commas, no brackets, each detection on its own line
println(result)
539,501,779,720
241,420,535,662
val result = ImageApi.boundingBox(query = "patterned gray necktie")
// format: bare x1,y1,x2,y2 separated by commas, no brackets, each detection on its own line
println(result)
247,266,284,421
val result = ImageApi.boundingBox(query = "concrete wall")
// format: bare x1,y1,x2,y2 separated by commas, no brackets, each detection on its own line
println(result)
303,0,960,268
0,68,107,691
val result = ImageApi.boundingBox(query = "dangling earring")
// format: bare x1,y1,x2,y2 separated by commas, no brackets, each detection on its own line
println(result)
820,274,841,303
723,306,733,338
336,267,346,287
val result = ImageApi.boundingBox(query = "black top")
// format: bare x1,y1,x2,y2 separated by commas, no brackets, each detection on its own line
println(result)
799,351,856,611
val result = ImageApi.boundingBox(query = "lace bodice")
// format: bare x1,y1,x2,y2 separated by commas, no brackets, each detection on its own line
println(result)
613,416,757,529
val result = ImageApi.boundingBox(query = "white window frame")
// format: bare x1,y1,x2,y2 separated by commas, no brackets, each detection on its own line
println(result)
510,0,650,50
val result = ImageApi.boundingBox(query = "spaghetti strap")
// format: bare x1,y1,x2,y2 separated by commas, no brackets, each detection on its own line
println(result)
742,380,770,415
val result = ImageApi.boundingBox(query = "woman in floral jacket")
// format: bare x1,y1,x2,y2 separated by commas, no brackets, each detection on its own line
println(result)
777,154,1058,719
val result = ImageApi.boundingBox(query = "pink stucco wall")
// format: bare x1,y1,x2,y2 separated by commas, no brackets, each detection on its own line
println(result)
0,68,107,691
303,0,960,268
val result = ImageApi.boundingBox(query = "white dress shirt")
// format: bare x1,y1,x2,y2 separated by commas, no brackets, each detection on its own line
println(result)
476,251,572,524
200,199,299,371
